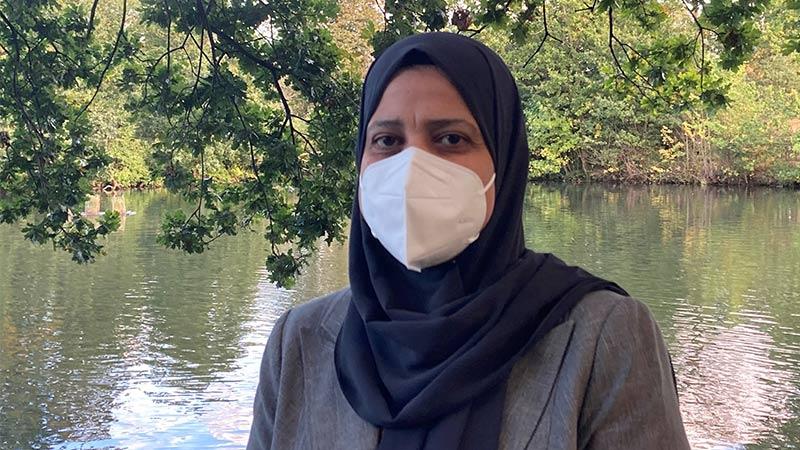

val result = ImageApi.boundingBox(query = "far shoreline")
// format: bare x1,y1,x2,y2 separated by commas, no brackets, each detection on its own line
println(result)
91,178,800,195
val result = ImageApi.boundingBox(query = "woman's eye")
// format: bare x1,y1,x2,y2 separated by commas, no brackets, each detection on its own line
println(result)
374,135,401,148
438,134,465,146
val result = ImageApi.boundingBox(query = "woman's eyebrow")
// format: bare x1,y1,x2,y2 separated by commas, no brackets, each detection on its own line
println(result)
425,119,481,136
367,119,403,133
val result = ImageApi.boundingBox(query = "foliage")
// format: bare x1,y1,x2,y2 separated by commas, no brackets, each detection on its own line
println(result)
369,0,448,52
482,0,800,186
0,0,124,263
1,0,799,285
329,0,383,75
484,4,678,183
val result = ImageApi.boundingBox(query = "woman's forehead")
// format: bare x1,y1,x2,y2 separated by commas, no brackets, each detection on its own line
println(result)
367,66,479,129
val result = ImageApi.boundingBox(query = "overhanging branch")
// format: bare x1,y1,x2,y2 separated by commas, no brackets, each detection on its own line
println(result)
523,0,563,68
75,0,127,121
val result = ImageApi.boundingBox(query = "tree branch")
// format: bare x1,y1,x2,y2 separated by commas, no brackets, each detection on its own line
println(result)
203,21,299,150
608,8,650,99
0,11,43,146
141,28,193,101
523,0,562,68
75,0,127,121
575,0,598,13
680,0,714,91
467,0,517,37
0,11,31,49
86,0,100,40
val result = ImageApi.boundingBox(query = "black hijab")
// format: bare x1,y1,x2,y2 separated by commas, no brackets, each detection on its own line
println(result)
334,32,627,450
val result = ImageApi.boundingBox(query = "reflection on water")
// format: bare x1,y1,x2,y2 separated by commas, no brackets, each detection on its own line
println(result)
0,185,798,449
0,191,348,449
673,308,795,449
523,184,800,449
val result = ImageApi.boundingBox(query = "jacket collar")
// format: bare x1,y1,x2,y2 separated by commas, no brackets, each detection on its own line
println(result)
319,287,352,344
501,318,575,449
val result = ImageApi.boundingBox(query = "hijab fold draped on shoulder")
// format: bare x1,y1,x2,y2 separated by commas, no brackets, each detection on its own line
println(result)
334,32,627,450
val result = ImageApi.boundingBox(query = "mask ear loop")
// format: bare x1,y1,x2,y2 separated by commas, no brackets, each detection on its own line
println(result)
466,173,497,245
482,173,496,193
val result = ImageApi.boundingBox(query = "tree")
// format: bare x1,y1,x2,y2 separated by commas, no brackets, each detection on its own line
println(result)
1,0,798,285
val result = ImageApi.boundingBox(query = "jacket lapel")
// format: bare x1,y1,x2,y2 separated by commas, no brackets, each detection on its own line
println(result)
311,289,380,450
500,319,576,450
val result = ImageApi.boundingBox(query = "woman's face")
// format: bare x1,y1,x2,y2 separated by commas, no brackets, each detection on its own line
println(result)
361,66,496,227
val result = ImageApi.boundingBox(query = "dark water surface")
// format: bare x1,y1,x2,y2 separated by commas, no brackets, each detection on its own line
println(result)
0,185,798,449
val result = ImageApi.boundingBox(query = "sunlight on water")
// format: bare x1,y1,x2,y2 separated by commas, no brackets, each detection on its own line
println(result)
522,184,800,449
1,185,798,449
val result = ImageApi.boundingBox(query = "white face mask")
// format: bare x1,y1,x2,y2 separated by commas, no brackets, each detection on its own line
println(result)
359,146,495,272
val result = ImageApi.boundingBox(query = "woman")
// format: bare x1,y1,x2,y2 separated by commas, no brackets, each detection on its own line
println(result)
248,32,689,450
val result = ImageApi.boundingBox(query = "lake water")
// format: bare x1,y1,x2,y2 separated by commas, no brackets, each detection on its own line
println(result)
1,185,798,449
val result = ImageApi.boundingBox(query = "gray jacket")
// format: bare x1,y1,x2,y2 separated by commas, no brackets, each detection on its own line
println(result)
247,288,690,449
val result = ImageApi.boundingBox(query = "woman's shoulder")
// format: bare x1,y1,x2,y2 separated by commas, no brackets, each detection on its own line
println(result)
568,289,659,337
276,287,352,342
560,291,687,449
557,289,666,368
277,287,656,344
